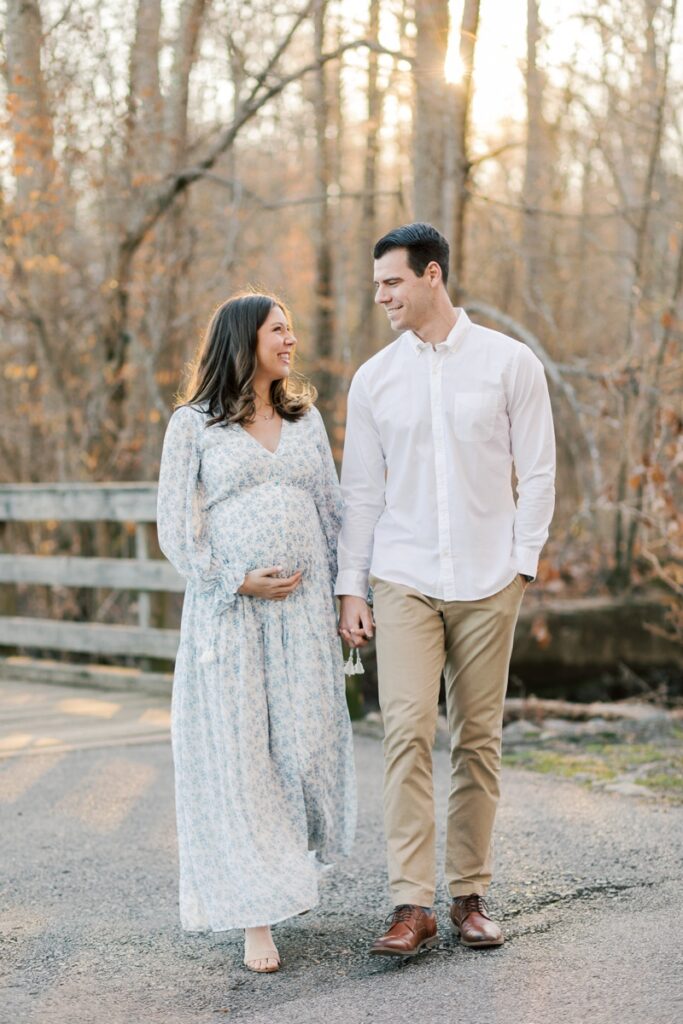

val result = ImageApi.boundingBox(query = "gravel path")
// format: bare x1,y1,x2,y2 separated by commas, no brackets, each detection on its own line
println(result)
1,681,682,1024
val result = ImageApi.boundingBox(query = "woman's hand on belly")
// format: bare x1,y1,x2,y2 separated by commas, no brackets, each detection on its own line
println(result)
237,565,303,600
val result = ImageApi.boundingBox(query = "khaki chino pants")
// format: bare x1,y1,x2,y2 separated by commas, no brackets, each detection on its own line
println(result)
371,573,525,907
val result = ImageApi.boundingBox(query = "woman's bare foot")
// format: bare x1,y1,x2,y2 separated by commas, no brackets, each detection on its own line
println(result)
244,925,280,973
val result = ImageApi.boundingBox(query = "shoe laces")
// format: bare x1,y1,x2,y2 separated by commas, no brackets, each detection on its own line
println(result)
457,894,489,917
385,904,420,927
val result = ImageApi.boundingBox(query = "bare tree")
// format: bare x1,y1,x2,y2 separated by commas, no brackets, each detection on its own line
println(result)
355,0,382,354
311,0,335,410
4,0,78,476
127,0,164,184
413,0,449,225
133,0,211,474
609,0,678,588
443,0,480,301
167,0,210,167
2,0,682,613
521,0,547,334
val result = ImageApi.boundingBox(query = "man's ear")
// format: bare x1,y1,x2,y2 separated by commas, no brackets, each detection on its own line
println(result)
427,260,442,287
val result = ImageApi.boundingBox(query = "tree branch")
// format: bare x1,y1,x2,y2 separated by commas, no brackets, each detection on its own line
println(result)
201,172,400,209
118,38,407,267
468,140,523,167
466,188,663,221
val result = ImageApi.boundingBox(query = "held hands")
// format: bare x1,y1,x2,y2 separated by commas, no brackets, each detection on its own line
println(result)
338,595,374,648
339,576,525,644
238,566,303,601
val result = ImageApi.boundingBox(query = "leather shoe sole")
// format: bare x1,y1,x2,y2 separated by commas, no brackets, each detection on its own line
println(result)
450,921,504,948
369,934,439,957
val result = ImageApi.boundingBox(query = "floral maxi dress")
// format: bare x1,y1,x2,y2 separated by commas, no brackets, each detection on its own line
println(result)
157,404,356,932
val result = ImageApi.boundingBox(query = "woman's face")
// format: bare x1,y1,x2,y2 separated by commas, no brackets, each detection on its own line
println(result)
254,304,296,382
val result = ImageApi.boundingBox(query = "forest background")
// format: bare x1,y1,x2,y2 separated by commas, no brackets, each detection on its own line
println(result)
1,0,681,644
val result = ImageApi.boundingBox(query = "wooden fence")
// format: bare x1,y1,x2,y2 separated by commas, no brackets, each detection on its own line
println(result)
0,483,181,691
1,483,681,698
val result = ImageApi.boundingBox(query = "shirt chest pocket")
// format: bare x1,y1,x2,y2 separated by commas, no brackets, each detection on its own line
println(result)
451,392,502,443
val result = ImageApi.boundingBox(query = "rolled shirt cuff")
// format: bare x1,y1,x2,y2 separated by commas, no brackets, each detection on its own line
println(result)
334,569,369,599
513,545,541,582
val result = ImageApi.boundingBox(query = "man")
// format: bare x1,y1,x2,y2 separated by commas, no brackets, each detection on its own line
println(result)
336,223,555,956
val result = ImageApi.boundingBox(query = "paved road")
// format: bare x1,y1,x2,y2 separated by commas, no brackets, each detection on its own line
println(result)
1,680,682,1024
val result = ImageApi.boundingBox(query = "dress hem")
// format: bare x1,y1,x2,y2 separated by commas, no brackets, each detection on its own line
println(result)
180,897,319,934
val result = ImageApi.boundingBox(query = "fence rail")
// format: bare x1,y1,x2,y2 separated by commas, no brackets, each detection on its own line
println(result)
0,554,183,592
0,483,180,690
0,483,158,522
2,484,681,696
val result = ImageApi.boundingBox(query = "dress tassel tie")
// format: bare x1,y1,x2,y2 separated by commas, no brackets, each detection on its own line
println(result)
198,563,246,666
343,647,364,675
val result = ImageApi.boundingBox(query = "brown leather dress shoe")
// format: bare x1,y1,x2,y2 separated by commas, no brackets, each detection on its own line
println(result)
370,904,438,957
450,895,504,948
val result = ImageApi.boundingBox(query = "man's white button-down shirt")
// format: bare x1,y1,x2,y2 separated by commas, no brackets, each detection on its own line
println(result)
335,310,556,601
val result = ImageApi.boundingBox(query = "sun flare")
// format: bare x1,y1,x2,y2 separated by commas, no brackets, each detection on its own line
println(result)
444,49,465,85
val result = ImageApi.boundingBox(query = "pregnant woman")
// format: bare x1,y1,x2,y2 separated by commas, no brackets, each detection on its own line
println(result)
157,293,356,974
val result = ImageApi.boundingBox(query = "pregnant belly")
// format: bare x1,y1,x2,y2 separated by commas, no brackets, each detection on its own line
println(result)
207,486,324,577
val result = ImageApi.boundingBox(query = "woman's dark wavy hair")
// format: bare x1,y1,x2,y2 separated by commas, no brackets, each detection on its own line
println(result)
179,292,316,426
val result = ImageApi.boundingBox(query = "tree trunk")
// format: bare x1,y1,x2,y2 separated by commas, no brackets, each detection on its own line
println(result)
166,0,209,168
5,0,78,477
5,0,55,208
100,0,164,456
127,0,164,184
611,0,677,589
443,0,480,302
140,0,209,473
413,0,449,225
105,0,209,470
521,0,546,335
312,0,335,411
355,0,381,356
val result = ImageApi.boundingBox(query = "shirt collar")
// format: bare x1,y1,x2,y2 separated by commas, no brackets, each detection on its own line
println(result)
407,308,471,354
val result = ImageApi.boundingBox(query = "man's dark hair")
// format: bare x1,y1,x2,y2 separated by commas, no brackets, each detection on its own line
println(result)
373,223,450,285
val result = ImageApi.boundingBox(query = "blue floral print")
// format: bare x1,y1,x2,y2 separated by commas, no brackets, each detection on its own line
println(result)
157,404,356,932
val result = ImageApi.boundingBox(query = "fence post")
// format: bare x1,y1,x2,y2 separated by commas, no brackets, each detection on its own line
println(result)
135,523,150,630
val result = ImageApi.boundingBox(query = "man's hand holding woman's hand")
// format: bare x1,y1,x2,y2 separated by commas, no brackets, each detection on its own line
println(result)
338,595,374,648
238,566,302,600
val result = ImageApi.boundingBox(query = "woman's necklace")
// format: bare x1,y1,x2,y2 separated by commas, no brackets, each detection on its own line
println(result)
253,404,275,421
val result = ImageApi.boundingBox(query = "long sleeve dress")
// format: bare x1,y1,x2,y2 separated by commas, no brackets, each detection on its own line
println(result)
157,404,356,932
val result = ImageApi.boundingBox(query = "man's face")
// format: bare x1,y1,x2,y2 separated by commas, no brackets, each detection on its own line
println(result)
373,248,436,333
